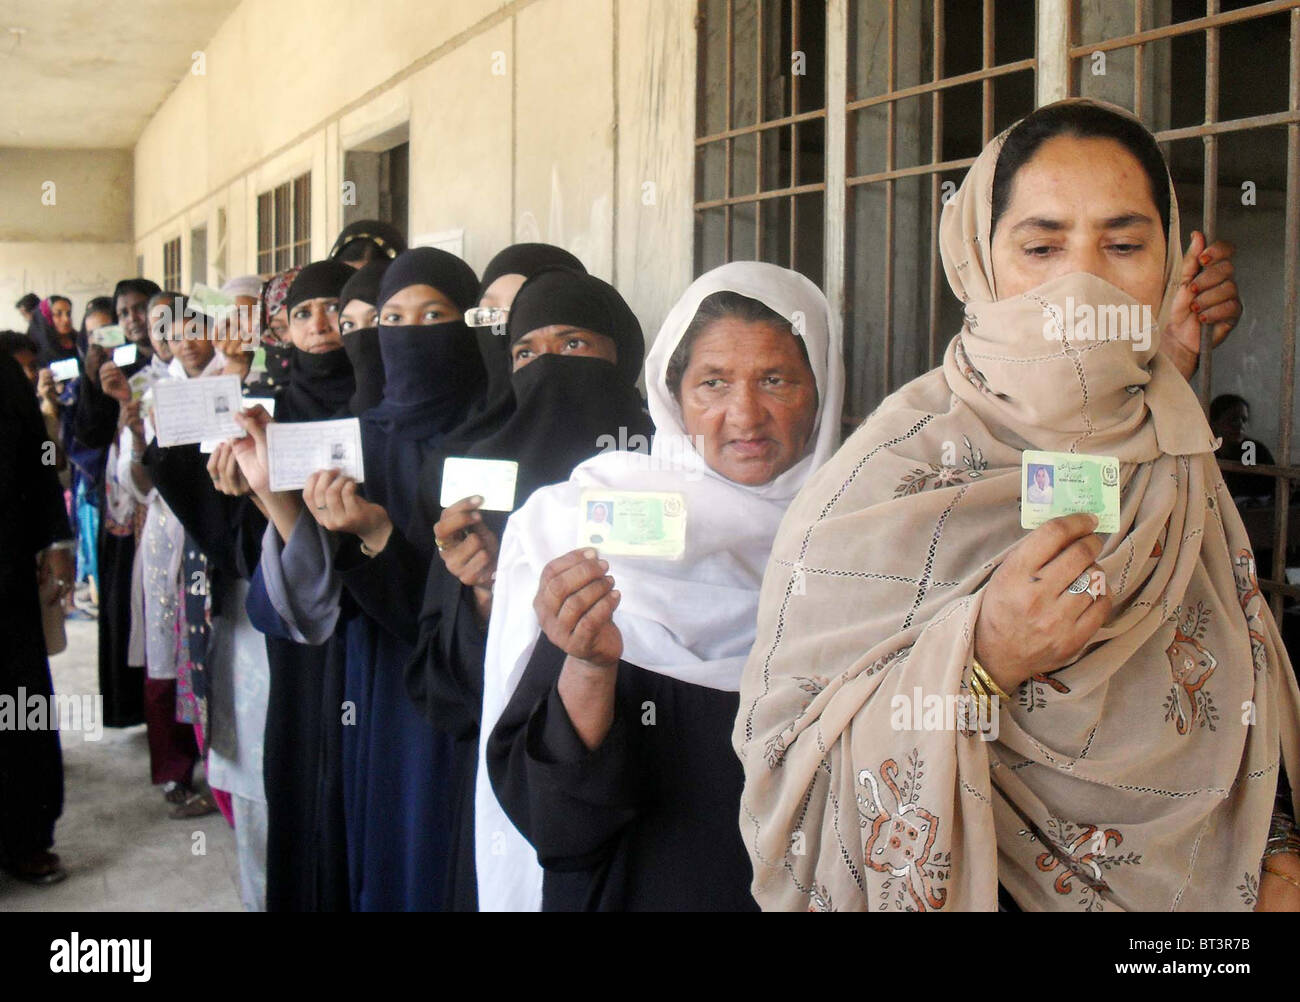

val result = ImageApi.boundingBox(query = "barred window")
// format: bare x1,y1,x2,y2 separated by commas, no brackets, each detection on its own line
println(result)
163,236,182,292
694,0,828,286
1071,0,1300,617
257,171,312,275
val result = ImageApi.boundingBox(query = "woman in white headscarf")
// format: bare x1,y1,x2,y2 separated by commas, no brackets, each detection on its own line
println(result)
478,261,844,910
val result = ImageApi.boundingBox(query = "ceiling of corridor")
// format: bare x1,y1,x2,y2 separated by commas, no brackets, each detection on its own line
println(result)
0,0,241,148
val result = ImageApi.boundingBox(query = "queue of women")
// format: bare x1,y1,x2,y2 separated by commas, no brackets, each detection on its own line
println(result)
9,98,1300,910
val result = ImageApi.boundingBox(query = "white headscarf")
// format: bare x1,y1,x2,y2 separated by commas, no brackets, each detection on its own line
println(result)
220,275,264,300
474,261,845,910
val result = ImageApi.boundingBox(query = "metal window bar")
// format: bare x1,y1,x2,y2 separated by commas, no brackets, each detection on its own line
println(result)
1068,1,1300,619
163,237,181,292
693,1,828,275
257,173,312,275
843,0,1038,425
293,173,312,267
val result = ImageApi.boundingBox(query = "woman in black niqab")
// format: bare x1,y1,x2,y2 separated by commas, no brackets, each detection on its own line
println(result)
337,259,390,417
401,266,651,910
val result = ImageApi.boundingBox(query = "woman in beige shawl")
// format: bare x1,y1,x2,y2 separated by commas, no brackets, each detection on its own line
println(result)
735,98,1300,912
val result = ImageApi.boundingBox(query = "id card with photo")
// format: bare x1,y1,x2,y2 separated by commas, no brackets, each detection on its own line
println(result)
440,457,519,512
200,397,276,453
152,375,244,448
266,418,365,492
577,489,687,559
1021,449,1120,533
113,343,138,368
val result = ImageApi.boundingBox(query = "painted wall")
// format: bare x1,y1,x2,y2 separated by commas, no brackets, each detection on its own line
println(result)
130,0,697,345
0,148,135,329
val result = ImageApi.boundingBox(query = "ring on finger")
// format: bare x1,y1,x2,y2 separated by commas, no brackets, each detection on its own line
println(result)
1067,570,1093,596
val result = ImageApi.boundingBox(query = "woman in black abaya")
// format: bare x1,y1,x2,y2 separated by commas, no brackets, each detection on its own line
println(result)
403,266,651,910
0,351,72,885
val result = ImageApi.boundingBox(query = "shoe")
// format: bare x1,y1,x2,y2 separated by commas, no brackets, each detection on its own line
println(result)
169,790,220,819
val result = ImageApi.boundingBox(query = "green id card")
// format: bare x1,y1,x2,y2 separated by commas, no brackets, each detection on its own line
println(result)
578,489,687,559
1021,450,1120,533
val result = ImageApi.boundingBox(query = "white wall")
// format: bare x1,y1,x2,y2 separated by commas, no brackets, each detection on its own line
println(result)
130,0,697,345
0,148,135,329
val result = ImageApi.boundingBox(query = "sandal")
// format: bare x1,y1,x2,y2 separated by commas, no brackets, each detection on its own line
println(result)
169,790,219,820
162,780,191,805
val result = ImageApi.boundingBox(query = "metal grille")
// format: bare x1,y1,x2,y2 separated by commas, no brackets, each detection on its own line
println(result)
843,0,1038,422
1071,0,1300,621
190,225,207,289
256,172,312,275
292,173,312,266
694,0,828,287
162,236,182,292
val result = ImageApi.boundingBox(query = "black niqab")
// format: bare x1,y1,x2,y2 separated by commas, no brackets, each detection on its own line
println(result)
339,260,391,416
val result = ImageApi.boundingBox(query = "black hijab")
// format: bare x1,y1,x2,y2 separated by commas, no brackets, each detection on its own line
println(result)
410,266,650,547
329,220,407,265
278,261,356,423
339,259,390,416
360,247,485,535
462,243,588,439
404,269,651,718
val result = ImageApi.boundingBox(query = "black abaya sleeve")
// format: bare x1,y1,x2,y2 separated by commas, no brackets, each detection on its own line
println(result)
404,559,486,737
71,375,121,451
336,527,428,646
486,634,642,871
143,442,268,582
0,355,73,555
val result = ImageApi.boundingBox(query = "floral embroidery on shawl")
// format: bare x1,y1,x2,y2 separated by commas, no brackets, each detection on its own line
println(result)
1164,602,1220,734
893,435,988,497
1232,549,1269,675
1030,819,1142,912
1018,672,1072,713
858,751,949,911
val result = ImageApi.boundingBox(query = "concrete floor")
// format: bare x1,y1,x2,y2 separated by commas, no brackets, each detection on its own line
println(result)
0,618,243,911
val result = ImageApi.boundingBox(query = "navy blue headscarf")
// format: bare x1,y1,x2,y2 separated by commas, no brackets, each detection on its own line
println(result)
361,247,485,536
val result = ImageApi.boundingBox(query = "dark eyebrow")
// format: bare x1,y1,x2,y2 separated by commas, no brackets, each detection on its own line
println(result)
1009,216,1067,234
1099,212,1155,229
1009,212,1154,234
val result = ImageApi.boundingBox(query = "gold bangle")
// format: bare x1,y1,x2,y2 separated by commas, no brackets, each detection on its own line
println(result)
971,656,1012,701
1262,863,1300,892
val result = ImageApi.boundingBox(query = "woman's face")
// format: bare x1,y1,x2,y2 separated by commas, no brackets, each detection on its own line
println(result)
157,304,214,376
51,300,74,336
215,295,260,361
990,135,1167,311
147,302,175,363
117,291,150,345
340,298,378,334
480,273,526,311
678,319,818,486
378,284,460,327
84,310,114,339
265,307,289,346
510,325,617,371
288,297,343,353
